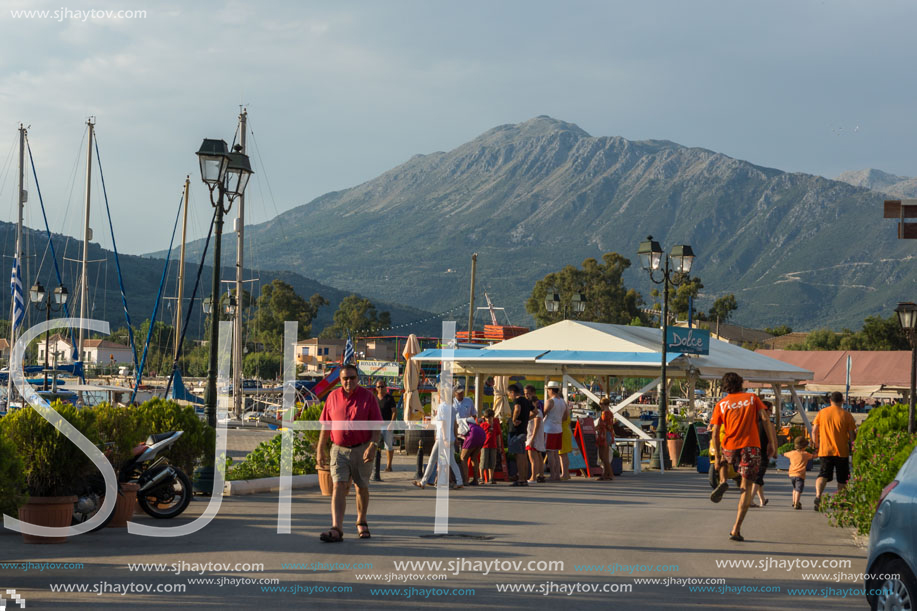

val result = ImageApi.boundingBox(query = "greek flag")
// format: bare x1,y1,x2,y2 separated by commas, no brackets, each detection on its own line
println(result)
343,336,355,365
10,257,24,330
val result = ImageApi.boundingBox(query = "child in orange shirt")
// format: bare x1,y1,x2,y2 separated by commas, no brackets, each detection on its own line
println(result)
783,436,815,510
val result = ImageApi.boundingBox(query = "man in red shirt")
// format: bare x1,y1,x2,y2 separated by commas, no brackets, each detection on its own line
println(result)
710,372,777,541
317,364,382,542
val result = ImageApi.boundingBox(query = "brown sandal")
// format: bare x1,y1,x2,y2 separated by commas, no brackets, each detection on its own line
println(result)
356,522,371,539
320,527,343,542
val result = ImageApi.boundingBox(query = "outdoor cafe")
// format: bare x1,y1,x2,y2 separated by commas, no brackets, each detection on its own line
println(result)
411,320,814,472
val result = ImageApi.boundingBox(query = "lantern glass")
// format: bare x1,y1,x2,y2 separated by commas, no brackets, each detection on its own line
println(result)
544,292,560,313
54,285,68,305
670,244,696,274
196,139,229,185
896,302,917,331
29,282,44,304
572,292,586,313
637,236,663,271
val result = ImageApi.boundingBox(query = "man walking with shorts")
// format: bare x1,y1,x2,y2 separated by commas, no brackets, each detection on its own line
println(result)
374,380,397,472
710,372,777,541
317,364,382,542
543,381,566,481
813,391,857,510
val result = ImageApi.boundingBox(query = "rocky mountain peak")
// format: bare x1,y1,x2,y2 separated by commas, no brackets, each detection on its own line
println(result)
836,168,917,198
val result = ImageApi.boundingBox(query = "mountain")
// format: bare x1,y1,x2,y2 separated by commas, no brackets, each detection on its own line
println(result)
0,222,438,345
835,169,917,198
159,116,915,331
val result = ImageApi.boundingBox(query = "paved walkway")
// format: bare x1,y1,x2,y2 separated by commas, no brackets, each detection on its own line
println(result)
1,454,867,609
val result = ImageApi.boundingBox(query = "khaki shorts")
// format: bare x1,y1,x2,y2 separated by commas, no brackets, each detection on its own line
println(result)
330,442,373,489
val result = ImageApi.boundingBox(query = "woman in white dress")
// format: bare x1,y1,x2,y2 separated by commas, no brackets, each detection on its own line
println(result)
414,384,463,489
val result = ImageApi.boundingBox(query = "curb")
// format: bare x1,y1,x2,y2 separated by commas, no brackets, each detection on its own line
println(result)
223,474,319,496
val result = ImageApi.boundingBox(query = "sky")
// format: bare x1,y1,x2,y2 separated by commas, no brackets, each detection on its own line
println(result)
2,0,916,257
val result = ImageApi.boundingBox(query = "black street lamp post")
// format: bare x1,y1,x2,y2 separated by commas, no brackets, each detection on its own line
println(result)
29,282,68,391
637,236,695,470
197,138,253,429
196,138,252,492
895,301,917,434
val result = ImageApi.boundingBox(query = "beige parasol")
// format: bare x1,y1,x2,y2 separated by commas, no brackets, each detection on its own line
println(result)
402,334,424,421
493,375,510,418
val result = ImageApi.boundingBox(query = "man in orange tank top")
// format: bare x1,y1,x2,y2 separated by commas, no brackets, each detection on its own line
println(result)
812,391,857,511
710,372,777,541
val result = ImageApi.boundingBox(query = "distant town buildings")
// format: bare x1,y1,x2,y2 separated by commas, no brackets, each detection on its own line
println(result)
295,337,398,374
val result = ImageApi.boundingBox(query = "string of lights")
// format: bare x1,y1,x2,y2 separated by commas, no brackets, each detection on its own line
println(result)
351,301,470,336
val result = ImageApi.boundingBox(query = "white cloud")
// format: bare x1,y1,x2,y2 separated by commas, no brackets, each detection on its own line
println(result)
1,0,917,255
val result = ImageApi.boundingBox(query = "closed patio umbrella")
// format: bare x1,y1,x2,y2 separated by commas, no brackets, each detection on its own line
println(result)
493,375,510,418
402,334,424,421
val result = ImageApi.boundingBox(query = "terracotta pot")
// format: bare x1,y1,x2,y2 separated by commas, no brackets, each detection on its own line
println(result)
667,439,684,466
18,496,77,544
318,467,333,496
317,468,352,496
108,483,140,528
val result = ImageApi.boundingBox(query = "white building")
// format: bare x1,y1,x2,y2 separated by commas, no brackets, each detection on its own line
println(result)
37,334,133,365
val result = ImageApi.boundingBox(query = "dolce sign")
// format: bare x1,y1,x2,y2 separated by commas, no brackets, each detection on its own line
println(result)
666,327,710,355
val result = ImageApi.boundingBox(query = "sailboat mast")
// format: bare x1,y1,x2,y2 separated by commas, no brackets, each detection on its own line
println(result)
233,108,247,419
175,176,190,361
78,117,94,363
7,125,26,402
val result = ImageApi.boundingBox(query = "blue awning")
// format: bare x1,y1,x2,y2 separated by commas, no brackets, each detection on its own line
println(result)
413,348,677,367
535,350,682,365
413,349,547,362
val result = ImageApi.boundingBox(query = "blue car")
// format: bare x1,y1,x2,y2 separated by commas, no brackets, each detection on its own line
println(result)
866,446,917,610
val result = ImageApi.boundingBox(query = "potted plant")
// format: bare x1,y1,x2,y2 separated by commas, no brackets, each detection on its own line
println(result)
89,404,144,528
611,447,623,476
696,448,711,474
0,401,99,543
665,413,685,465
133,398,215,476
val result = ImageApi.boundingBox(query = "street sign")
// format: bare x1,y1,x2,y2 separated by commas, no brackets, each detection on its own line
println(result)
666,327,710,355
884,199,917,238
357,359,399,378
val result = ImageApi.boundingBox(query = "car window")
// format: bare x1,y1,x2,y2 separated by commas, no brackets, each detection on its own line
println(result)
898,447,917,481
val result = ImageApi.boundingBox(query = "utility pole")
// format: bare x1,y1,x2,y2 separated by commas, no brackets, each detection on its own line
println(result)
464,253,477,390
233,108,248,419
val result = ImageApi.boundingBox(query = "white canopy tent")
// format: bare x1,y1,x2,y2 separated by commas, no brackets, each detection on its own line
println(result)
413,320,815,442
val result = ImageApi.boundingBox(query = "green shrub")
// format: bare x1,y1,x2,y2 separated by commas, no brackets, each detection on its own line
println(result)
133,398,215,474
226,433,315,481
853,403,911,465
88,403,148,467
0,401,99,496
777,442,795,455
822,403,917,534
0,432,27,514
295,402,324,446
